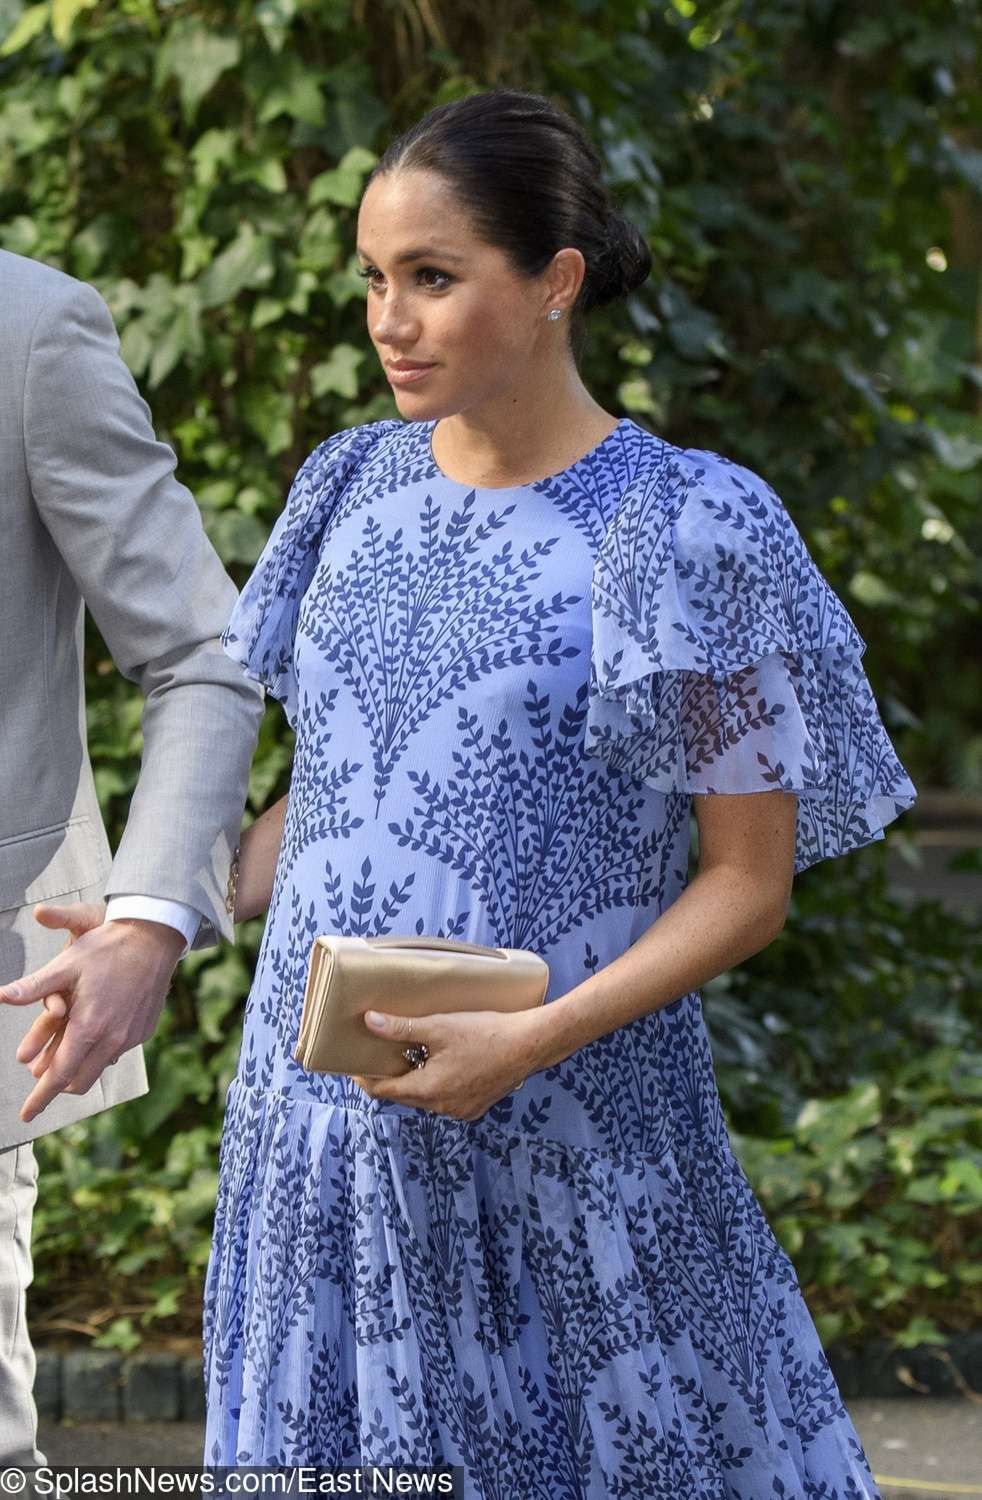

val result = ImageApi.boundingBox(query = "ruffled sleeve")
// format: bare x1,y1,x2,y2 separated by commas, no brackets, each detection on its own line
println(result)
221,419,402,729
585,445,917,873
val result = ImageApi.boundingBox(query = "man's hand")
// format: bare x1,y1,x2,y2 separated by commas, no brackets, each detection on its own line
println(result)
12,901,105,1083
0,903,185,1123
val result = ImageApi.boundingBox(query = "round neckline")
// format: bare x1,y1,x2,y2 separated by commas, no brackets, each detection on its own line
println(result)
425,416,633,492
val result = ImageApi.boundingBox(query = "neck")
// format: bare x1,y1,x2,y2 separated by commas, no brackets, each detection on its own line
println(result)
429,371,615,489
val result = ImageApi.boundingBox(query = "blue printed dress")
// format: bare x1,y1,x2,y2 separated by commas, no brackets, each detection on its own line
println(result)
202,415,916,1496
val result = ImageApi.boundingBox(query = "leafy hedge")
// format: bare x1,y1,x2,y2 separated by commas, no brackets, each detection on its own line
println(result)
1,0,979,1351
716,857,981,1350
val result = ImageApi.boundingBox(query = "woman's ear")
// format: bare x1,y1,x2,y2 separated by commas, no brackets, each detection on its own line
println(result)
542,246,586,317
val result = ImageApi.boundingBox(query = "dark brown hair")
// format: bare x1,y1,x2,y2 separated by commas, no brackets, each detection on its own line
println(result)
368,89,652,355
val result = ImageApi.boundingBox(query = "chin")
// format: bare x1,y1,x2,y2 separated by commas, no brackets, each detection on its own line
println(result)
392,390,460,421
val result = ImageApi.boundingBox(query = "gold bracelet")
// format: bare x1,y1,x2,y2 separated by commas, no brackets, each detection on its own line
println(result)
225,844,240,919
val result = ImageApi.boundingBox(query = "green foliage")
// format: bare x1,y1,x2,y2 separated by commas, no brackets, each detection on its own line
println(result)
713,854,982,1347
1,0,978,1348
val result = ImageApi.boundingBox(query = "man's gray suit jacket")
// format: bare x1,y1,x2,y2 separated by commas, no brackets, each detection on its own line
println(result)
0,249,264,1150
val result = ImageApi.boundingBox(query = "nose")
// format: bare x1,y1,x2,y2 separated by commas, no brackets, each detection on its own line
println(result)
370,289,421,350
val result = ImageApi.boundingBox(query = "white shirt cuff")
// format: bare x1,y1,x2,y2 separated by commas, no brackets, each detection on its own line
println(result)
103,896,202,958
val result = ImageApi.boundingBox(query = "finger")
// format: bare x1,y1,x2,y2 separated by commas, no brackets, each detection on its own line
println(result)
32,902,106,937
22,1018,67,1072
354,1069,427,1105
363,1009,442,1044
15,1002,68,1065
19,1028,108,1122
350,1072,402,1092
0,956,77,1007
59,1038,128,1096
29,1023,67,1079
42,994,68,1020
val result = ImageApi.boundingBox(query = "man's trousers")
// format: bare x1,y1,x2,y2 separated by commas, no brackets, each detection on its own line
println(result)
0,1143,46,1467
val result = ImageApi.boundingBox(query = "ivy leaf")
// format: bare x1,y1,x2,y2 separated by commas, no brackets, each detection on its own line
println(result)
197,224,274,308
51,0,96,47
255,0,298,54
204,510,271,564
0,98,54,153
298,207,340,267
849,570,900,608
242,156,288,194
147,294,204,388
118,319,153,380
311,343,364,399
0,2,49,57
658,282,728,361
257,56,326,126
196,479,238,512
617,375,660,417
0,213,39,255
795,1081,882,1153
309,145,378,207
251,296,286,331
894,1315,947,1349
240,385,294,455
191,127,237,189
128,1045,212,1139
93,1316,141,1354
155,21,240,123
325,262,366,309
70,213,117,278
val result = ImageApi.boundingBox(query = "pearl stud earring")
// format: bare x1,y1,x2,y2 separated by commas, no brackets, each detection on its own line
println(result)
547,308,562,321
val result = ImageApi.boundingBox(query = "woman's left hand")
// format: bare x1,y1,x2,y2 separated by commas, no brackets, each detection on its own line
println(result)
351,1006,549,1120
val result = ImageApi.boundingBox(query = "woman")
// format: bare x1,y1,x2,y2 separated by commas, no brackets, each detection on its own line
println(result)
204,88,915,1494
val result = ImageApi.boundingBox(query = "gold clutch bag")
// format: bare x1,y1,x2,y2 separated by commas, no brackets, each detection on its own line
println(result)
293,934,550,1078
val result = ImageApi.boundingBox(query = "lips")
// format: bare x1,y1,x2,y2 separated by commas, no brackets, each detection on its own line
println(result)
385,361,437,385
386,361,436,372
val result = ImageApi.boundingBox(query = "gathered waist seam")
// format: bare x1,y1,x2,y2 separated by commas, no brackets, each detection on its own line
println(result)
228,1073,735,1177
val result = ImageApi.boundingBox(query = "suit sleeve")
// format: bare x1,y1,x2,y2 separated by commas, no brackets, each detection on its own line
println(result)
22,277,264,948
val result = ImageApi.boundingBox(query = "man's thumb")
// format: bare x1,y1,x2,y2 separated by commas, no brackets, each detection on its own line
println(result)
32,901,105,936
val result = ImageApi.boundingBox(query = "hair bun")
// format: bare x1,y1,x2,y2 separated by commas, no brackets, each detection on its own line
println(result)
585,209,653,311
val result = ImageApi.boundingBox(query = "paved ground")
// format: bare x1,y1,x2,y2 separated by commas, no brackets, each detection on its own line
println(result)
33,1399,982,1497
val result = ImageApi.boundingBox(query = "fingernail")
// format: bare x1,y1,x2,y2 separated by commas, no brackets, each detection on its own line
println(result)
3,985,23,999
365,1010,386,1029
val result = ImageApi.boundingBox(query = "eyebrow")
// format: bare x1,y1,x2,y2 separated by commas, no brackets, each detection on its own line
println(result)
355,246,466,265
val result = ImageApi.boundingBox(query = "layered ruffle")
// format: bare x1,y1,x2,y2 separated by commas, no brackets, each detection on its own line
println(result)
586,447,916,872
202,1080,880,1497
220,420,401,728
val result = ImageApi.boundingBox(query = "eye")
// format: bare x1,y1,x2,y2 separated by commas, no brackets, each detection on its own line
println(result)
418,266,454,290
356,265,455,292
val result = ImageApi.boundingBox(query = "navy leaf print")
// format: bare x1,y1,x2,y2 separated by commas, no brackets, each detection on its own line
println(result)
300,490,582,813
387,680,671,951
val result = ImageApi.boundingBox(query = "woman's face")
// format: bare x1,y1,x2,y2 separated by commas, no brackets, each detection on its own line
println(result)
355,167,567,419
